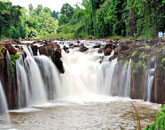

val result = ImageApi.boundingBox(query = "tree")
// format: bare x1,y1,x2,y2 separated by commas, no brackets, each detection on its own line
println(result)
60,3,74,18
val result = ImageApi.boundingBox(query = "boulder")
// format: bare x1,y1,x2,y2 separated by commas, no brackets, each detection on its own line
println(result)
104,44,114,56
79,44,88,52
5,44,17,54
63,45,69,53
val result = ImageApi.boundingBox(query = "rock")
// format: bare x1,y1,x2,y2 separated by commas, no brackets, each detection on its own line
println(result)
77,40,80,44
39,43,62,58
114,46,120,55
120,43,129,51
98,48,103,53
52,49,64,73
104,44,114,56
93,44,101,48
63,45,69,53
79,44,88,52
39,43,64,73
31,45,38,56
5,44,17,54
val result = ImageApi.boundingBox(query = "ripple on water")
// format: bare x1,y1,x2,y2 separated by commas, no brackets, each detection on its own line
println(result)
10,97,160,130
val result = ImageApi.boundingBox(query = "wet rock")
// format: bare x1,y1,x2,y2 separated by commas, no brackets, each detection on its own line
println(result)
98,48,103,53
52,49,64,73
93,44,101,48
63,45,69,53
31,45,38,56
5,44,17,54
39,43,64,73
114,46,120,55
79,44,88,52
104,44,114,56
77,40,80,44
120,43,129,51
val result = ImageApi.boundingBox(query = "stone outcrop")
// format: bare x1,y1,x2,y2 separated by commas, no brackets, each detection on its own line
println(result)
103,39,165,104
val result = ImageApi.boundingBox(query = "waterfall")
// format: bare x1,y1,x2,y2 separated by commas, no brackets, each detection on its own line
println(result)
60,49,99,97
23,46,33,57
16,55,30,108
35,55,62,99
6,51,12,89
124,59,131,97
24,56,47,105
0,82,10,128
103,59,118,95
146,67,155,101
94,49,118,95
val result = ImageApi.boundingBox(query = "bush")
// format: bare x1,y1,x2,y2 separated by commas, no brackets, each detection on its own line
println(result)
145,105,165,130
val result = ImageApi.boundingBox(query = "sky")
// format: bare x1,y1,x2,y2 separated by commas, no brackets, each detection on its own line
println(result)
9,0,82,11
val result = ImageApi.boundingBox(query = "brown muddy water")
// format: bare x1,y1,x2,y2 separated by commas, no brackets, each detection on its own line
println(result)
10,97,160,130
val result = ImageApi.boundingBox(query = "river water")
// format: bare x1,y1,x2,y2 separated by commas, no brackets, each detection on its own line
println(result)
10,97,160,130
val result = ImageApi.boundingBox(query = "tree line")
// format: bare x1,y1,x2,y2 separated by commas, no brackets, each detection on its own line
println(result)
58,0,165,39
0,0,165,39
0,1,58,39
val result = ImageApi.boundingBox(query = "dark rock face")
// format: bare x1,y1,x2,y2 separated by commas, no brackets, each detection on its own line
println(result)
103,39,165,104
5,44,17,54
52,49,64,73
63,45,69,53
104,44,114,56
39,43,64,73
79,43,88,52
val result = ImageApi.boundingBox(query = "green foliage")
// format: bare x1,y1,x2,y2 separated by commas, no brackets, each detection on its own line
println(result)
10,53,20,66
161,58,165,63
131,51,137,57
0,1,23,39
145,105,165,130
0,1,59,39
145,45,151,49
120,54,124,59
0,48,3,59
1,0,165,39
10,53,20,73
139,52,148,59
136,61,143,68
37,33,74,40
58,0,165,39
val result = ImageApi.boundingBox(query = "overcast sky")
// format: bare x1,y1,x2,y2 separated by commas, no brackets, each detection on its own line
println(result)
9,0,82,11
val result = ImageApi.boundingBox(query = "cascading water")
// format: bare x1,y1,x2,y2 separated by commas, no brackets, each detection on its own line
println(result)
0,82,10,128
34,55,62,99
23,46,33,57
16,55,30,108
145,67,155,101
124,59,131,97
61,49,99,97
24,56,47,105
5,51,12,89
98,59,118,95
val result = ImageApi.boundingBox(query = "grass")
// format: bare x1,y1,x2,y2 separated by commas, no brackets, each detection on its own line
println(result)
37,33,75,40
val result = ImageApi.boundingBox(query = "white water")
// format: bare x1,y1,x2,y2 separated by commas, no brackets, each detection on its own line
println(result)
34,55,62,99
146,67,155,101
23,46,33,57
61,49,99,97
0,82,10,128
124,59,131,97
16,56,30,108
24,56,47,105
14,41,158,110
17,44,133,106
